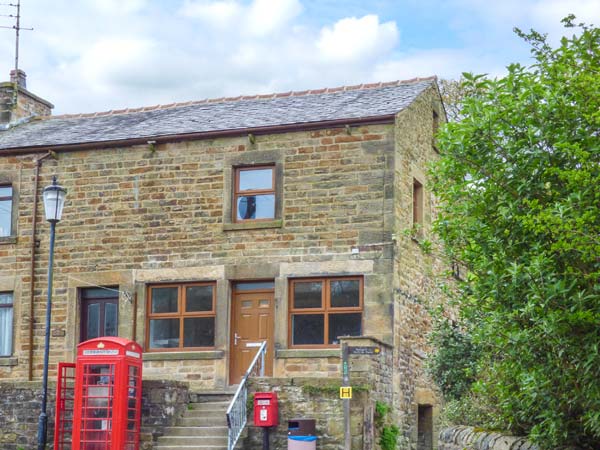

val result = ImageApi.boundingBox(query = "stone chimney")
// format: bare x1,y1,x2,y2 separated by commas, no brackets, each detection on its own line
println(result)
0,69,53,126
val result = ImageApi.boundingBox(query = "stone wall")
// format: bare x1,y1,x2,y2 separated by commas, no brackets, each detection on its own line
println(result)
439,426,539,450
0,82,53,124
140,379,190,449
0,122,396,387
244,336,392,450
392,85,448,446
0,381,53,450
247,377,368,450
0,379,189,450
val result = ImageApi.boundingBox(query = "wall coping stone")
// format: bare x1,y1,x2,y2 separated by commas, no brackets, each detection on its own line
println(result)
339,335,394,348
143,350,225,361
276,348,340,359
439,426,538,450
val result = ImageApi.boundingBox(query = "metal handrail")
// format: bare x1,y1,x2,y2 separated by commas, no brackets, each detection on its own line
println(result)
226,340,267,450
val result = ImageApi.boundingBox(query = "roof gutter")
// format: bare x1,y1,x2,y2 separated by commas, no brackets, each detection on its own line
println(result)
0,114,396,155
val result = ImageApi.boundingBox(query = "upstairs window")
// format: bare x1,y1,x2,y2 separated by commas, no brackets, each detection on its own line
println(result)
0,292,13,356
0,185,13,237
146,282,216,351
234,166,275,222
289,277,363,348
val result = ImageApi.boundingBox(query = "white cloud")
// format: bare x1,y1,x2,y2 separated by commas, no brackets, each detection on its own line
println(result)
246,0,303,37
179,0,302,35
317,15,398,63
179,0,242,28
87,0,148,15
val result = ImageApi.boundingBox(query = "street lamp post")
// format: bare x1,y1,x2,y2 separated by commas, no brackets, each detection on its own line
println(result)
37,176,67,450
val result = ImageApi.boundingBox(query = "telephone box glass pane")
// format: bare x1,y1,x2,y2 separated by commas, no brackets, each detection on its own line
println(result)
149,318,179,348
104,303,118,336
151,287,178,313
183,317,215,347
81,364,114,449
185,285,213,312
87,303,100,340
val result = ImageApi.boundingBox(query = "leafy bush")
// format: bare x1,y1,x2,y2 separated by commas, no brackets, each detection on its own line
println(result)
431,16,600,450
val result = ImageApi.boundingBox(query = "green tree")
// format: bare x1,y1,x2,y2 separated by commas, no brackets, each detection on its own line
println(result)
431,16,600,449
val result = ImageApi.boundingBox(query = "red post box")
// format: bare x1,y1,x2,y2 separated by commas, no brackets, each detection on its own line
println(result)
254,392,278,427
71,337,143,450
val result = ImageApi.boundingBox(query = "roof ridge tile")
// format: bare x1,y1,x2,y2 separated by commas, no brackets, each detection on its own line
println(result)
42,76,437,120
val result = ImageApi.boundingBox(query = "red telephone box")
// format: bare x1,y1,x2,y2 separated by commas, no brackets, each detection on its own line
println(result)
71,337,143,450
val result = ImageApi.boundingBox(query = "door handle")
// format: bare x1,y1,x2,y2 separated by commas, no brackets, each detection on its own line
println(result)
234,333,241,346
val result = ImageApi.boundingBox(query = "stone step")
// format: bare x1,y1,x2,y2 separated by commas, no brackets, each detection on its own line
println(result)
177,416,229,427
162,426,228,436
189,391,236,403
157,435,228,446
187,401,230,411
154,446,226,450
183,408,228,418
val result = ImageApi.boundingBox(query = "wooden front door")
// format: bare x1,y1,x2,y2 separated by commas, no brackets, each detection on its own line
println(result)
229,284,274,384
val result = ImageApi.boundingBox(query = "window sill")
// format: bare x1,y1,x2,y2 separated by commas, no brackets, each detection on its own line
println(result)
0,236,16,245
223,219,282,231
0,356,18,366
143,350,224,361
276,349,340,359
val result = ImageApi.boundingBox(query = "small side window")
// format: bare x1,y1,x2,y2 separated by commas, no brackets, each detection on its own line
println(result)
0,292,14,356
0,185,13,237
233,166,275,222
413,179,424,231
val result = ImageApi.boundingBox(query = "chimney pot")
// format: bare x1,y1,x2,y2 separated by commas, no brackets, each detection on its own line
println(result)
10,69,27,89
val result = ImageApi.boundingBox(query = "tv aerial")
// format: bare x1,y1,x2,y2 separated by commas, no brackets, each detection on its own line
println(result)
0,0,33,76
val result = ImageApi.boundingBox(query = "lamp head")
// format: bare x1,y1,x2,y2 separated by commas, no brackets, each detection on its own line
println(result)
42,176,67,223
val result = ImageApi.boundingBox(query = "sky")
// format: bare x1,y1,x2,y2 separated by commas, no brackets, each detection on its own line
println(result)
0,0,597,115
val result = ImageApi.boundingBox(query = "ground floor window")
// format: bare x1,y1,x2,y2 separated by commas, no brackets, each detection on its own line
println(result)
0,292,13,356
80,287,119,342
289,277,363,347
146,282,216,351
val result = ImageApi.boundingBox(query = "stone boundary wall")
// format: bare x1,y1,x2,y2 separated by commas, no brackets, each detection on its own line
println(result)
439,426,539,450
0,379,189,450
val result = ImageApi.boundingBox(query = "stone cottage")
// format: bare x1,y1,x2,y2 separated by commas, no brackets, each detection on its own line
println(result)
0,69,448,449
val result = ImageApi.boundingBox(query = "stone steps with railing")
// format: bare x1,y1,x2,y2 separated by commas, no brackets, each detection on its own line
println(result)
153,396,233,450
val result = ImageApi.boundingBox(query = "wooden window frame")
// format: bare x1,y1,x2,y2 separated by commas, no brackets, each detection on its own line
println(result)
288,276,363,349
79,287,119,343
233,165,276,223
145,282,216,352
0,291,13,356
0,184,13,237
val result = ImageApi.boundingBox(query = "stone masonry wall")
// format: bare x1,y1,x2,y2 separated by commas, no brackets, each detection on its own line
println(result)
245,336,392,450
392,85,450,447
247,377,368,450
0,379,189,450
0,83,52,124
0,381,54,450
439,427,540,450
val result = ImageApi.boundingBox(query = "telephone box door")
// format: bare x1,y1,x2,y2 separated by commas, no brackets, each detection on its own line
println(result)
72,337,143,450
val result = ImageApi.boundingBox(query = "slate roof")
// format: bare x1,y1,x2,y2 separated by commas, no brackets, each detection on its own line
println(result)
0,77,436,151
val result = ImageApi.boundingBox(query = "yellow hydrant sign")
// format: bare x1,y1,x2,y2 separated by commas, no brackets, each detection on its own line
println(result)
339,386,352,399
